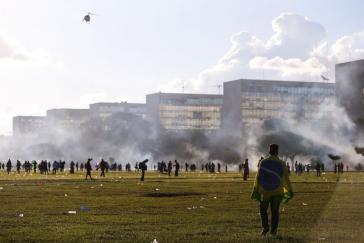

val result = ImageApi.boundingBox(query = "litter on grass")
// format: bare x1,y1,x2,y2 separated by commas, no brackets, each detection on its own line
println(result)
80,205,91,212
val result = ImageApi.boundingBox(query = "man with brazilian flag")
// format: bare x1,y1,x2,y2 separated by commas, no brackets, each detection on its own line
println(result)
251,144,293,236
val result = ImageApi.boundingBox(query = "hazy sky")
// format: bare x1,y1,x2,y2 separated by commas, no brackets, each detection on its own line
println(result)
0,0,364,135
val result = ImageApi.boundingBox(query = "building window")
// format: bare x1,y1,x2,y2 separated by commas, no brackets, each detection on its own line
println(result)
193,112,203,119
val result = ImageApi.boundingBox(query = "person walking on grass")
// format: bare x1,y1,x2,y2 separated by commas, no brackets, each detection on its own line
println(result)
99,159,107,177
251,144,293,237
16,160,21,174
243,158,249,180
174,160,180,177
139,159,148,182
70,161,75,174
6,159,12,174
85,158,93,180
168,161,172,176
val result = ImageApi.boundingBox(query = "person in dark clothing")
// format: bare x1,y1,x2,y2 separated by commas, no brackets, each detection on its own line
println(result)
167,161,172,176
16,160,21,174
243,158,249,181
76,162,79,171
99,159,107,177
174,160,180,176
139,159,148,181
32,160,37,173
85,158,93,180
316,162,321,177
6,159,12,174
70,161,75,174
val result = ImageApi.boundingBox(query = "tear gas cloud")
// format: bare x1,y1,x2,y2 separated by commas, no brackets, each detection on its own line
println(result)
1,61,364,168
0,89,363,171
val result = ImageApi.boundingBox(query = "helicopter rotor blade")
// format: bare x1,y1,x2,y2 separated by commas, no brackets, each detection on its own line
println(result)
84,12,99,16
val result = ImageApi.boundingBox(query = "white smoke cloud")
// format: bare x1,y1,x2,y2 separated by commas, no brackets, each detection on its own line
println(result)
249,56,326,78
0,32,64,136
0,32,54,66
166,13,364,92
330,31,364,63
0,33,30,60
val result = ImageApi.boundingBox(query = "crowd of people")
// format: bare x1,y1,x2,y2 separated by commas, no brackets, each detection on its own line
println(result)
334,162,347,173
0,157,351,181
0,152,354,238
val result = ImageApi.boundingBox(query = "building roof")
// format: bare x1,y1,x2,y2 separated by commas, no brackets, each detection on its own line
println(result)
13,116,45,120
89,102,145,107
335,59,364,67
224,78,335,87
146,92,223,98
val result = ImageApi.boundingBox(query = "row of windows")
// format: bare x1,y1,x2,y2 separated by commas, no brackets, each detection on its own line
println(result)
161,117,220,124
159,104,221,112
161,98,223,106
241,90,335,98
163,125,219,130
243,85,335,95
242,102,325,110
242,96,334,102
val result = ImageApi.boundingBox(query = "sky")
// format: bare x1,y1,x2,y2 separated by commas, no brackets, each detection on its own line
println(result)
0,0,364,135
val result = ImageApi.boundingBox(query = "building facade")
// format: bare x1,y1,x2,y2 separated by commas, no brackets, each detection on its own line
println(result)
89,102,146,118
46,109,91,130
335,59,364,125
146,92,223,131
13,116,46,137
222,79,335,136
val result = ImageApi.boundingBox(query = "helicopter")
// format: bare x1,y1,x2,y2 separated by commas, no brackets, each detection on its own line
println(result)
83,12,97,23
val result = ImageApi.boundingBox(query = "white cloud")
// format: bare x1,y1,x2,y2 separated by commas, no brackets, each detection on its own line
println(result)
266,13,326,59
0,32,58,68
0,33,31,60
165,13,364,92
249,56,326,78
330,31,364,63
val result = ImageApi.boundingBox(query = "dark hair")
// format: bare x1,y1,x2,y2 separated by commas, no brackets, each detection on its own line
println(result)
269,144,279,155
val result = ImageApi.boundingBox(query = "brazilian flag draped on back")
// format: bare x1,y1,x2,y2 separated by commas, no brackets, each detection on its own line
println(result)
251,155,293,203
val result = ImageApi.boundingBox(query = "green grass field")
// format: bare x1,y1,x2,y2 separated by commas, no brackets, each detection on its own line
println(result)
0,170,363,242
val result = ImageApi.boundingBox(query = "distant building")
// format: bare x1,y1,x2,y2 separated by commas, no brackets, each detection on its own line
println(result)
89,102,146,118
46,109,91,130
13,116,46,137
146,92,223,131
335,59,364,125
222,79,335,136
